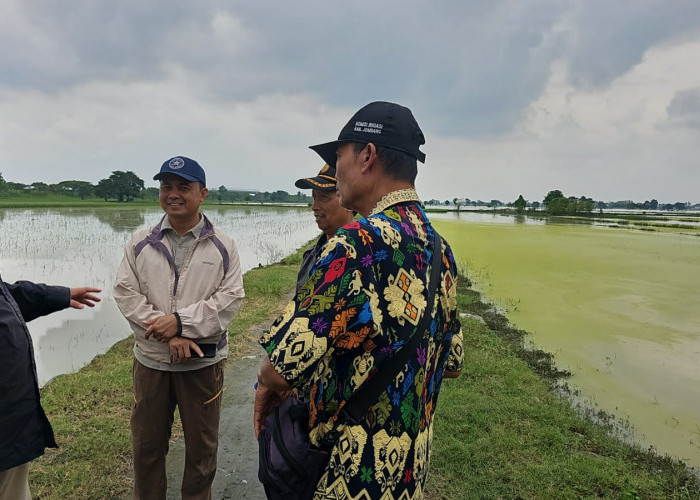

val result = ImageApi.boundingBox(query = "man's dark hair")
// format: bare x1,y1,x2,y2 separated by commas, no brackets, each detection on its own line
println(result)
352,142,417,184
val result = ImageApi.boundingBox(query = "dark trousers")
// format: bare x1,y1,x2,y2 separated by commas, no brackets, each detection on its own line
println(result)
131,359,224,500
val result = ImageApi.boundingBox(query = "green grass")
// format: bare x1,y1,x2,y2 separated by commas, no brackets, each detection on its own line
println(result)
30,239,700,499
229,249,304,345
32,339,134,499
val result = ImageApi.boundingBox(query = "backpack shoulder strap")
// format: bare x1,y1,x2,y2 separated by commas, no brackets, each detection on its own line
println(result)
339,233,443,425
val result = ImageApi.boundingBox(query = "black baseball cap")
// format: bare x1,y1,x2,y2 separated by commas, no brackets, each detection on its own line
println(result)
309,101,426,168
154,156,206,186
295,164,337,191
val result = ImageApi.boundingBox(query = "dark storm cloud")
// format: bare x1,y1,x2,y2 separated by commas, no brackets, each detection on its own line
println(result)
564,0,700,88
3,0,699,138
667,86,700,129
2,0,700,204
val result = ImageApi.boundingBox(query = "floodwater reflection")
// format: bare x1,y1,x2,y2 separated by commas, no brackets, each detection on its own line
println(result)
430,210,546,225
0,205,320,386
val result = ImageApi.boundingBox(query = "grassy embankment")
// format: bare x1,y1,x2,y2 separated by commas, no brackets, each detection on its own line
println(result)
31,246,700,499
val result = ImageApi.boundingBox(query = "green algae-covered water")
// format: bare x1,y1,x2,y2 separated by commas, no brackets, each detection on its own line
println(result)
433,217,700,470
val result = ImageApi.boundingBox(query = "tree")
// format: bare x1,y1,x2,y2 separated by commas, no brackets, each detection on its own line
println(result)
57,180,95,199
5,182,26,191
578,196,594,214
31,182,49,194
95,178,114,201
453,198,462,211
672,202,688,211
547,197,569,215
543,190,564,208
101,170,144,202
142,187,159,200
513,195,527,214
0,172,5,194
218,185,227,204
270,190,288,202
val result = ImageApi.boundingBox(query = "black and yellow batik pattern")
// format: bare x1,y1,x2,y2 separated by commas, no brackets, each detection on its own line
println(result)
260,188,464,500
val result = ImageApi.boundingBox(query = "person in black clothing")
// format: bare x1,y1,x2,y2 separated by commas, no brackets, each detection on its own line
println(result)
294,163,355,293
0,275,100,499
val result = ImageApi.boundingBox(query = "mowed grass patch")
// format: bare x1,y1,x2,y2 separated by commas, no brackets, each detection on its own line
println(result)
227,243,306,347
31,338,135,499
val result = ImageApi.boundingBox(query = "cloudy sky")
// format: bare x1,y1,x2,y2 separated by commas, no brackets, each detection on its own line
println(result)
1,0,699,204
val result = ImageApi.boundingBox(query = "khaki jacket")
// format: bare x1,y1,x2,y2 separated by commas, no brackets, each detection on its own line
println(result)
114,215,245,364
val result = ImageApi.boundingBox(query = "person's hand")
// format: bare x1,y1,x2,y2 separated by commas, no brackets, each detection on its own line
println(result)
254,384,282,438
168,336,203,363
253,384,297,438
69,287,102,309
144,314,178,342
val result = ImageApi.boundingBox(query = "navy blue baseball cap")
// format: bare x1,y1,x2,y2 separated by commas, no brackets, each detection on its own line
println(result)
154,156,206,186
309,101,426,168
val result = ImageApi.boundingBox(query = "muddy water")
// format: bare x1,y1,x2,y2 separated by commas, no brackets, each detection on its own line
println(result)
0,205,319,386
432,217,700,470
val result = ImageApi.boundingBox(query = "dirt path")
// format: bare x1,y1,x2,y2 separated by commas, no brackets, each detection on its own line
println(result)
123,326,270,500
167,329,268,499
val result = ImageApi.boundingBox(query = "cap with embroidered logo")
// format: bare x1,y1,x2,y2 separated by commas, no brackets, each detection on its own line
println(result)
154,156,206,186
309,101,426,168
294,164,337,191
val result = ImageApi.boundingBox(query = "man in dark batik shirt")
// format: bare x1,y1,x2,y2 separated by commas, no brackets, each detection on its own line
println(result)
294,163,355,294
255,102,463,500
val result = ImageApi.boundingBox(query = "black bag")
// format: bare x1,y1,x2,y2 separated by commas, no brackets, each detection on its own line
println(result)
258,396,330,500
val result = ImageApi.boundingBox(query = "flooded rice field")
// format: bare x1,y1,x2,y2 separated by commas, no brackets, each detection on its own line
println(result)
0,205,319,386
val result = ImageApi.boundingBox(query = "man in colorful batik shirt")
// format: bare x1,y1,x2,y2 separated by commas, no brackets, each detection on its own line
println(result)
255,102,463,499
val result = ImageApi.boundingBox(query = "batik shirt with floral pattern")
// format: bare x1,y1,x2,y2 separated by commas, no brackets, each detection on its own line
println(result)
260,188,463,500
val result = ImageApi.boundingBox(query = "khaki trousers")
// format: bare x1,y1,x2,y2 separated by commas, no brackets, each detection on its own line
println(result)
131,360,224,500
0,462,31,500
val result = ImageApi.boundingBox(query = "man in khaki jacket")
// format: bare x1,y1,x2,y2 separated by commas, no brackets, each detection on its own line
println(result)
114,156,244,500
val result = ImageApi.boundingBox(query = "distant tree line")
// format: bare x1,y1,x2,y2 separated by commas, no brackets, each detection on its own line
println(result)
0,171,691,210
214,186,311,204
425,198,509,208
0,171,312,204
0,170,146,202
539,190,690,214
426,190,693,214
